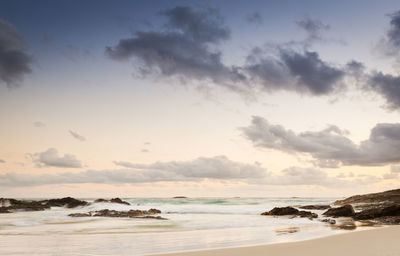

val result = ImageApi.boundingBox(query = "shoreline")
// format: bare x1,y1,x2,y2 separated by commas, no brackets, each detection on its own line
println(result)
152,226,400,256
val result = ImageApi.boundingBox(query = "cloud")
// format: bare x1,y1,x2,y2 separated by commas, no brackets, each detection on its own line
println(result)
241,116,400,167
383,165,400,179
3,156,268,187
69,130,86,142
296,16,330,43
246,12,263,24
0,19,32,88
113,161,137,168
0,159,5,163
0,156,379,188
106,6,247,92
377,10,400,61
33,121,46,128
32,148,83,168
245,47,345,95
367,72,400,110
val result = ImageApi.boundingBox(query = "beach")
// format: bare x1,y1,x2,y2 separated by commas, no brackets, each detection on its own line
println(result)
155,226,400,256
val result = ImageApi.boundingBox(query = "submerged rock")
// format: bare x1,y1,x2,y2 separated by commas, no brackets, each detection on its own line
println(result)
323,205,355,217
69,208,166,220
320,218,336,225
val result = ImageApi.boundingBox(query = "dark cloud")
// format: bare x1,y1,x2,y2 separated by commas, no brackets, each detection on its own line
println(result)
245,48,345,95
246,12,263,24
106,6,246,92
33,121,46,128
296,16,330,43
241,116,400,167
69,130,86,142
0,159,5,163
32,148,83,168
378,10,400,60
0,19,32,88
367,72,400,110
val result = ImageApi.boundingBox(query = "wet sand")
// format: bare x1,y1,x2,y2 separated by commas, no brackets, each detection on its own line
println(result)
154,226,400,256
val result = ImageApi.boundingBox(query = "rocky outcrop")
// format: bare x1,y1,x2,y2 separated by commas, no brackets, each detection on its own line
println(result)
0,198,49,213
0,197,88,213
323,205,355,217
261,207,317,218
334,189,400,206
68,208,166,219
354,204,400,220
94,198,130,205
262,207,299,216
299,205,331,210
41,197,88,208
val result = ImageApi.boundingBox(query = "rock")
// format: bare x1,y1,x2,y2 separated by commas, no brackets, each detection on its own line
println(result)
148,208,161,214
94,199,108,203
321,218,336,224
68,212,92,217
136,216,168,220
261,207,317,219
110,198,130,205
299,205,331,210
0,207,11,213
323,205,355,217
94,198,130,205
69,208,166,219
334,189,400,206
298,210,318,218
173,196,187,199
355,204,400,220
261,207,299,216
42,197,88,208
0,198,50,212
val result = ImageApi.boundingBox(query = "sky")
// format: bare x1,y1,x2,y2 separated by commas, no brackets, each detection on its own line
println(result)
1,0,400,198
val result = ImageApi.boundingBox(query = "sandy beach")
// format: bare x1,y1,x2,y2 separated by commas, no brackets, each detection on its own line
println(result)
155,226,400,256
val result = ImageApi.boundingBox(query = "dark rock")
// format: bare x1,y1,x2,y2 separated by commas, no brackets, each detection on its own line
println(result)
334,189,400,206
261,207,299,216
110,198,130,205
68,212,92,217
323,205,355,217
0,198,50,212
0,207,11,213
261,207,317,219
298,210,318,218
135,216,168,220
299,205,331,210
355,204,400,220
69,208,166,219
321,218,336,224
94,199,108,203
42,197,88,208
94,198,130,205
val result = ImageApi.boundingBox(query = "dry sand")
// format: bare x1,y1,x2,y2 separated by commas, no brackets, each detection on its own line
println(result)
154,226,400,256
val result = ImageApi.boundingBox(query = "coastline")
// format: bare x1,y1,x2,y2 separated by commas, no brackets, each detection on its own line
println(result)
153,226,400,256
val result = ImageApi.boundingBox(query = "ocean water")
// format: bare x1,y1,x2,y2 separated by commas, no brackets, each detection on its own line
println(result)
0,197,375,255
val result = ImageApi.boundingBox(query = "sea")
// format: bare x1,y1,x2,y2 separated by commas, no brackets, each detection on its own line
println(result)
0,197,377,255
